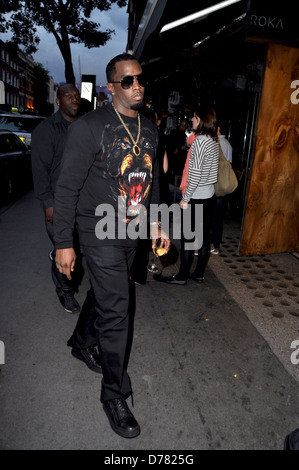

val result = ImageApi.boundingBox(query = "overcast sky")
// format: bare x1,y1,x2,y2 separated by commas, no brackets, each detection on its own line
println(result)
2,3,129,86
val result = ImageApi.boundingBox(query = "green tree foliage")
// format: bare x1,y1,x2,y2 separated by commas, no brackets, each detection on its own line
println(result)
1,0,127,83
0,1,19,33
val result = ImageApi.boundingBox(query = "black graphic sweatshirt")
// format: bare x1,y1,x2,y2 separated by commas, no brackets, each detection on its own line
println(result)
53,103,159,248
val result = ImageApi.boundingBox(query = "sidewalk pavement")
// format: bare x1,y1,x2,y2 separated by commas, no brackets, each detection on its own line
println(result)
0,190,298,450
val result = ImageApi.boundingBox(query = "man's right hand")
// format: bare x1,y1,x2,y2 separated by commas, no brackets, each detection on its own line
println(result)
55,248,76,280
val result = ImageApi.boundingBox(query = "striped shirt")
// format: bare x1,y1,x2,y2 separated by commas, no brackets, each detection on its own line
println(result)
182,135,219,202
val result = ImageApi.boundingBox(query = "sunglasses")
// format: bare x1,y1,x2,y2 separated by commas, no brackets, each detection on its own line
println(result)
110,73,146,90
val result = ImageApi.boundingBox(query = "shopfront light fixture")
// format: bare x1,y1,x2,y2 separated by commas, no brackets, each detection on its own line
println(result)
160,0,243,34
193,12,246,48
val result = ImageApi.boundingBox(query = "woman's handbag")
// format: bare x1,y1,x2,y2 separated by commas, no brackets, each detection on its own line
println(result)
214,147,238,197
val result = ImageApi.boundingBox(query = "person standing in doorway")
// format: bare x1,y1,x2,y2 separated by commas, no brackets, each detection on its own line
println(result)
53,54,170,438
31,84,82,314
210,125,233,254
166,119,188,203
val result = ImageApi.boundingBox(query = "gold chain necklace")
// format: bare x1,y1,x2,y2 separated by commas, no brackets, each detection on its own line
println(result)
112,103,141,156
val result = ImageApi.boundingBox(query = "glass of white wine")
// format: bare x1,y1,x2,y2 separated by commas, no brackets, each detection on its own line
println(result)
147,238,167,274
153,238,167,257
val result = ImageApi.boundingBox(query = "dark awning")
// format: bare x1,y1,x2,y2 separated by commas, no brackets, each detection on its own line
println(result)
131,0,298,68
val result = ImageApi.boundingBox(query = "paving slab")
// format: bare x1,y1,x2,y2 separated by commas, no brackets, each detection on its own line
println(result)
0,191,298,450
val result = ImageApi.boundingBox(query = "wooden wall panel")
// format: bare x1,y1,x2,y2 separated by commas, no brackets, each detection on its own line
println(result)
240,43,299,256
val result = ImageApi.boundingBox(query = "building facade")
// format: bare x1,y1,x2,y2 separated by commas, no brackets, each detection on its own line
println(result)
17,48,34,112
0,40,19,110
0,39,57,114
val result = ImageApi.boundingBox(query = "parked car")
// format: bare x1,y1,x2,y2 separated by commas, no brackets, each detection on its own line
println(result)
0,113,46,148
0,130,33,206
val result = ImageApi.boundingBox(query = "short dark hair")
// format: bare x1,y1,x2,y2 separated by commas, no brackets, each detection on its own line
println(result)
106,53,139,82
57,84,79,99
217,119,229,136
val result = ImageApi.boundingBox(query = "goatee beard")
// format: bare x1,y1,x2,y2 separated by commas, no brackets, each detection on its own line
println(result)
131,102,143,111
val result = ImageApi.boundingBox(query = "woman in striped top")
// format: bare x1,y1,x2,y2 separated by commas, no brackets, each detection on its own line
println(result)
166,106,219,285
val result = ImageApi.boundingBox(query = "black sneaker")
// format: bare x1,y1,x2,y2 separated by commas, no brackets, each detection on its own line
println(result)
58,291,80,313
153,274,187,285
190,273,204,283
166,274,187,285
103,398,140,438
71,346,102,373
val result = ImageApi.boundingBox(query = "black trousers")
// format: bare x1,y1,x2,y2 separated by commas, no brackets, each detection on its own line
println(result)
177,196,214,279
68,244,137,403
211,196,225,249
130,238,151,284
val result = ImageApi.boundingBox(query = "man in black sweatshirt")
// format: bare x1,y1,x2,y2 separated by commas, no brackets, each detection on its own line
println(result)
54,54,170,438
31,84,82,314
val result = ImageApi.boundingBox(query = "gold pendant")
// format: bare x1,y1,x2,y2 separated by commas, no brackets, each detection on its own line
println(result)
133,145,140,156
